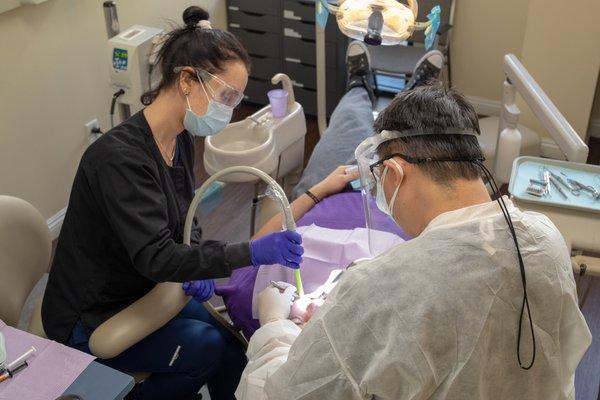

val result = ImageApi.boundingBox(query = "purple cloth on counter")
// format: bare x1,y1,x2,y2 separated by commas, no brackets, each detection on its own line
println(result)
214,191,409,338
0,320,95,400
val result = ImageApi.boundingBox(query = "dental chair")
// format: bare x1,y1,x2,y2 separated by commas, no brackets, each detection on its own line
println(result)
0,196,52,334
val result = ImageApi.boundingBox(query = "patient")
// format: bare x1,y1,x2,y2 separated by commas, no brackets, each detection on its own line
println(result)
235,44,592,400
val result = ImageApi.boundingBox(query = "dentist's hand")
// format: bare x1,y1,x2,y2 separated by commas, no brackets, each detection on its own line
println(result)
182,279,215,303
250,230,304,269
258,283,297,326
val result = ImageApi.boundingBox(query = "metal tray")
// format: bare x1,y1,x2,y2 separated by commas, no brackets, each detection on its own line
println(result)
509,156,600,214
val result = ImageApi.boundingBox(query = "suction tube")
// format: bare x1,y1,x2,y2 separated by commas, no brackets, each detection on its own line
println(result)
185,166,304,295
90,167,303,358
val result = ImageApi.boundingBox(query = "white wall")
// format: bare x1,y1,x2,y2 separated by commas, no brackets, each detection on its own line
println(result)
516,0,600,140
0,0,225,219
451,0,529,101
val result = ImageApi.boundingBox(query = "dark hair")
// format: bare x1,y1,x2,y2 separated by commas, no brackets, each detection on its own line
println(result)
141,6,251,105
374,83,483,183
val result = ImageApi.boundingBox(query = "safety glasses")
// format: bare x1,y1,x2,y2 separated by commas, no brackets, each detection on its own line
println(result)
174,67,245,108
369,152,485,181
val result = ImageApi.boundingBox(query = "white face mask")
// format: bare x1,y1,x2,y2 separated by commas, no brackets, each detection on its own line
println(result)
375,160,401,218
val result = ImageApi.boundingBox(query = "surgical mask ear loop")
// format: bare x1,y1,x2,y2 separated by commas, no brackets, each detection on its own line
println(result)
387,159,402,217
198,73,214,104
185,76,213,114
184,92,193,112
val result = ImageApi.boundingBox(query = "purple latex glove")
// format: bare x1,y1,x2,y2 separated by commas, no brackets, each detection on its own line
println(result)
250,230,304,269
182,279,215,303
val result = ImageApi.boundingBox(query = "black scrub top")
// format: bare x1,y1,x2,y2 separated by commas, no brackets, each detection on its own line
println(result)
42,111,251,344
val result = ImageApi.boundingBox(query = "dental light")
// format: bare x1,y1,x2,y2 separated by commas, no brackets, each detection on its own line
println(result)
319,0,440,47
315,0,441,134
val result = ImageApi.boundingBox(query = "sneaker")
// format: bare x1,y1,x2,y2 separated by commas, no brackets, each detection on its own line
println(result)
345,41,376,104
405,49,444,90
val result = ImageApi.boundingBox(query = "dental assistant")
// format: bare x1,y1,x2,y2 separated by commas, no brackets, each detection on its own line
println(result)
42,7,303,400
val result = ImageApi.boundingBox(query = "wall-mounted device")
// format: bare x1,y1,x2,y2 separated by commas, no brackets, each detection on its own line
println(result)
107,25,163,114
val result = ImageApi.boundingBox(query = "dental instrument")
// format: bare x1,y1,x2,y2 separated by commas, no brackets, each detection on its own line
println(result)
270,281,300,300
6,346,36,371
549,171,579,196
565,177,600,200
548,175,568,199
542,168,552,196
526,185,545,198
0,361,28,383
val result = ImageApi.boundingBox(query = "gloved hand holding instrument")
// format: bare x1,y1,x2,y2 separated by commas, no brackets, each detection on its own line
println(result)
250,230,305,295
182,279,215,303
250,230,304,268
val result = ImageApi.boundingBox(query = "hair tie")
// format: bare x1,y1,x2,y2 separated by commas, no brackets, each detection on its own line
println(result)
198,20,212,30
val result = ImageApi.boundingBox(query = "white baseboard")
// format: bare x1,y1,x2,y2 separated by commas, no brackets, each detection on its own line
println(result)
466,96,502,117
47,207,66,240
589,118,600,138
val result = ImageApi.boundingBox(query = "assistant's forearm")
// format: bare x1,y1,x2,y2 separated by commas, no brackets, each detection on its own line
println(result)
252,193,318,239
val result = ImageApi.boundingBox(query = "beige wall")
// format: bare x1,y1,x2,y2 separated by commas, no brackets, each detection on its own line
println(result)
452,0,600,141
0,0,225,219
516,0,600,139
451,0,529,101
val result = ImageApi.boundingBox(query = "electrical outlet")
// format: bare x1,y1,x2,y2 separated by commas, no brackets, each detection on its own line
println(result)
84,118,100,136
85,118,101,145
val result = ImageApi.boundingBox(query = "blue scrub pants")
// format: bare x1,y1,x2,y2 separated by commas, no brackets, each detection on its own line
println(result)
68,300,247,400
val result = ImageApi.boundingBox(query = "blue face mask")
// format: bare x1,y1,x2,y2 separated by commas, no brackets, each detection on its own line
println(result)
183,86,234,137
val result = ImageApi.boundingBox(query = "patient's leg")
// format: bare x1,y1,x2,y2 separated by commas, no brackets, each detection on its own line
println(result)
292,87,374,199
293,41,376,199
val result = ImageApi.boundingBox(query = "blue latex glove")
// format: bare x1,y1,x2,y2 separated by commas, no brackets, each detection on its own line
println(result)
182,279,215,303
250,230,304,269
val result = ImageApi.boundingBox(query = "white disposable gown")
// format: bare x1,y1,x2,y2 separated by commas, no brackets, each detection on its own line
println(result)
236,198,591,400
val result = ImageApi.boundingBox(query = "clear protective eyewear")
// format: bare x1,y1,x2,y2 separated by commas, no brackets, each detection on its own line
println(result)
355,129,481,196
174,67,245,108
354,128,482,251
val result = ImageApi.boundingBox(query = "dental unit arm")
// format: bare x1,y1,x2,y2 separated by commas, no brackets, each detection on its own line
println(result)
493,54,589,184
89,167,303,359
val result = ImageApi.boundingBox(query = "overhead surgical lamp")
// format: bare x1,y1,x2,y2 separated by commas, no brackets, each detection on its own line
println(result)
315,0,441,134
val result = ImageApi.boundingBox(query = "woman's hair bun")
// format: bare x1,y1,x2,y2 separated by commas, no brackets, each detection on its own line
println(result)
182,6,210,27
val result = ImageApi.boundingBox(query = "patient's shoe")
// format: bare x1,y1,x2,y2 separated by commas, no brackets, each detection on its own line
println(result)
405,49,444,90
346,41,376,104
